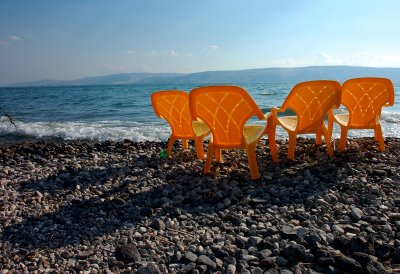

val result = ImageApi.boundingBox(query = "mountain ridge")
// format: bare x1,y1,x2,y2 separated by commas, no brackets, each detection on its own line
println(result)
5,66,400,87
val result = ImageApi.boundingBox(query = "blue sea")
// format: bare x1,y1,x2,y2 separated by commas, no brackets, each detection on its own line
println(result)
0,83,399,144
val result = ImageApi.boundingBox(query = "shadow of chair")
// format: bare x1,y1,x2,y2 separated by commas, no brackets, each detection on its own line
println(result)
328,77,395,152
189,85,277,180
271,80,341,160
151,90,211,159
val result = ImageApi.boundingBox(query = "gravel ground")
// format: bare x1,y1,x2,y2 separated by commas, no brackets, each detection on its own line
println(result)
0,137,399,273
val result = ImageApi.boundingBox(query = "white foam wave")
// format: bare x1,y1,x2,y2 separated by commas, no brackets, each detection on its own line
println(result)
0,118,171,142
1,111,399,143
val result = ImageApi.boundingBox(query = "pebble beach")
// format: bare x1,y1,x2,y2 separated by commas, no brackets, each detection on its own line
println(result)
1,137,400,273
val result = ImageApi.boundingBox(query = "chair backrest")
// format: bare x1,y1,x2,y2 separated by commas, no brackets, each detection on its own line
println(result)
281,80,341,132
151,90,194,138
341,77,395,127
189,86,264,147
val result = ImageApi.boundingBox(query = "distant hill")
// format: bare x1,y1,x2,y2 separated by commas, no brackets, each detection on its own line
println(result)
7,73,183,87
150,66,400,84
6,66,400,87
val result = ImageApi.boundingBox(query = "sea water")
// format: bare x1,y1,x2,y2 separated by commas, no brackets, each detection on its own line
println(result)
0,83,399,143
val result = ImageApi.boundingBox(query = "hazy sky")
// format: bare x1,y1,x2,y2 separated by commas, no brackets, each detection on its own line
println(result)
1,0,400,85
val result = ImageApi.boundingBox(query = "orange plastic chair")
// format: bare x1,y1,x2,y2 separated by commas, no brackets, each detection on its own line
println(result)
151,90,211,159
271,80,341,160
328,77,395,152
189,86,277,180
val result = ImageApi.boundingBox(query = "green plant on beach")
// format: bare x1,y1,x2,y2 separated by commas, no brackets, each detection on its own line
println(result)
160,150,168,159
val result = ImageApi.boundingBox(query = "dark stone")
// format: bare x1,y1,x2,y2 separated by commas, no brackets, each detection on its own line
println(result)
151,219,166,230
171,251,182,263
197,265,207,273
141,207,153,217
76,251,92,259
315,249,330,259
346,237,374,254
236,259,249,271
197,255,216,269
334,256,363,274
135,264,161,274
264,269,279,274
305,233,322,250
230,216,242,226
235,237,247,249
259,249,273,259
260,256,276,267
374,244,392,260
184,251,197,263
180,262,196,273
115,244,141,263
318,257,335,266
214,248,229,259
330,236,350,254
352,252,377,267
365,260,387,274
281,225,298,239
391,247,400,264
304,253,315,264
225,256,237,265
282,244,306,264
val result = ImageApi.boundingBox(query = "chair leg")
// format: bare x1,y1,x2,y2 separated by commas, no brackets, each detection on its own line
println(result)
215,148,223,163
194,138,204,160
339,127,348,152
167,135,176,156
316,132,322,145
267,116,278,163
182,139,189,149
323,125,334,157
374,128,379,141
246,143,260,180
287,133,297,160
327,112,334,140
375,125,385,151
204,142,214,174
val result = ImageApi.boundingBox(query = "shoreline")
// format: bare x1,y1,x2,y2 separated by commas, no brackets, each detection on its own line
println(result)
1,137,399,273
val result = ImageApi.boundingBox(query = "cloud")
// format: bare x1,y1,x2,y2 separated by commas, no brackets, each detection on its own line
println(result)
271,58,299,67
0,35,23,47
204,45,219,51
272,53,400,68
168,49,178,56
126,50,135,54
0,41,10,46
9,35,22,41
316,52,400,67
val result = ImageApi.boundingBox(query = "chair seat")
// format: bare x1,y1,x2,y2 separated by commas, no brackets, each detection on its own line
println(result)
244,125,265,144
333,113,349,126
192,120,210,136
277,116,298,131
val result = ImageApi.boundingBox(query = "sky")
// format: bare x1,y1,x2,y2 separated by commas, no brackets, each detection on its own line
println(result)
1,0,400,85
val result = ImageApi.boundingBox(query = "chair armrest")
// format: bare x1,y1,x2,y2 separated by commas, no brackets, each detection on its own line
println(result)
270,107,282,117
383,102,393,107
263,112,272,120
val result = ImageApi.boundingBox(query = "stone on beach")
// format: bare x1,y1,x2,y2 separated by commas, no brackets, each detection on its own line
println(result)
0,137,399,273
